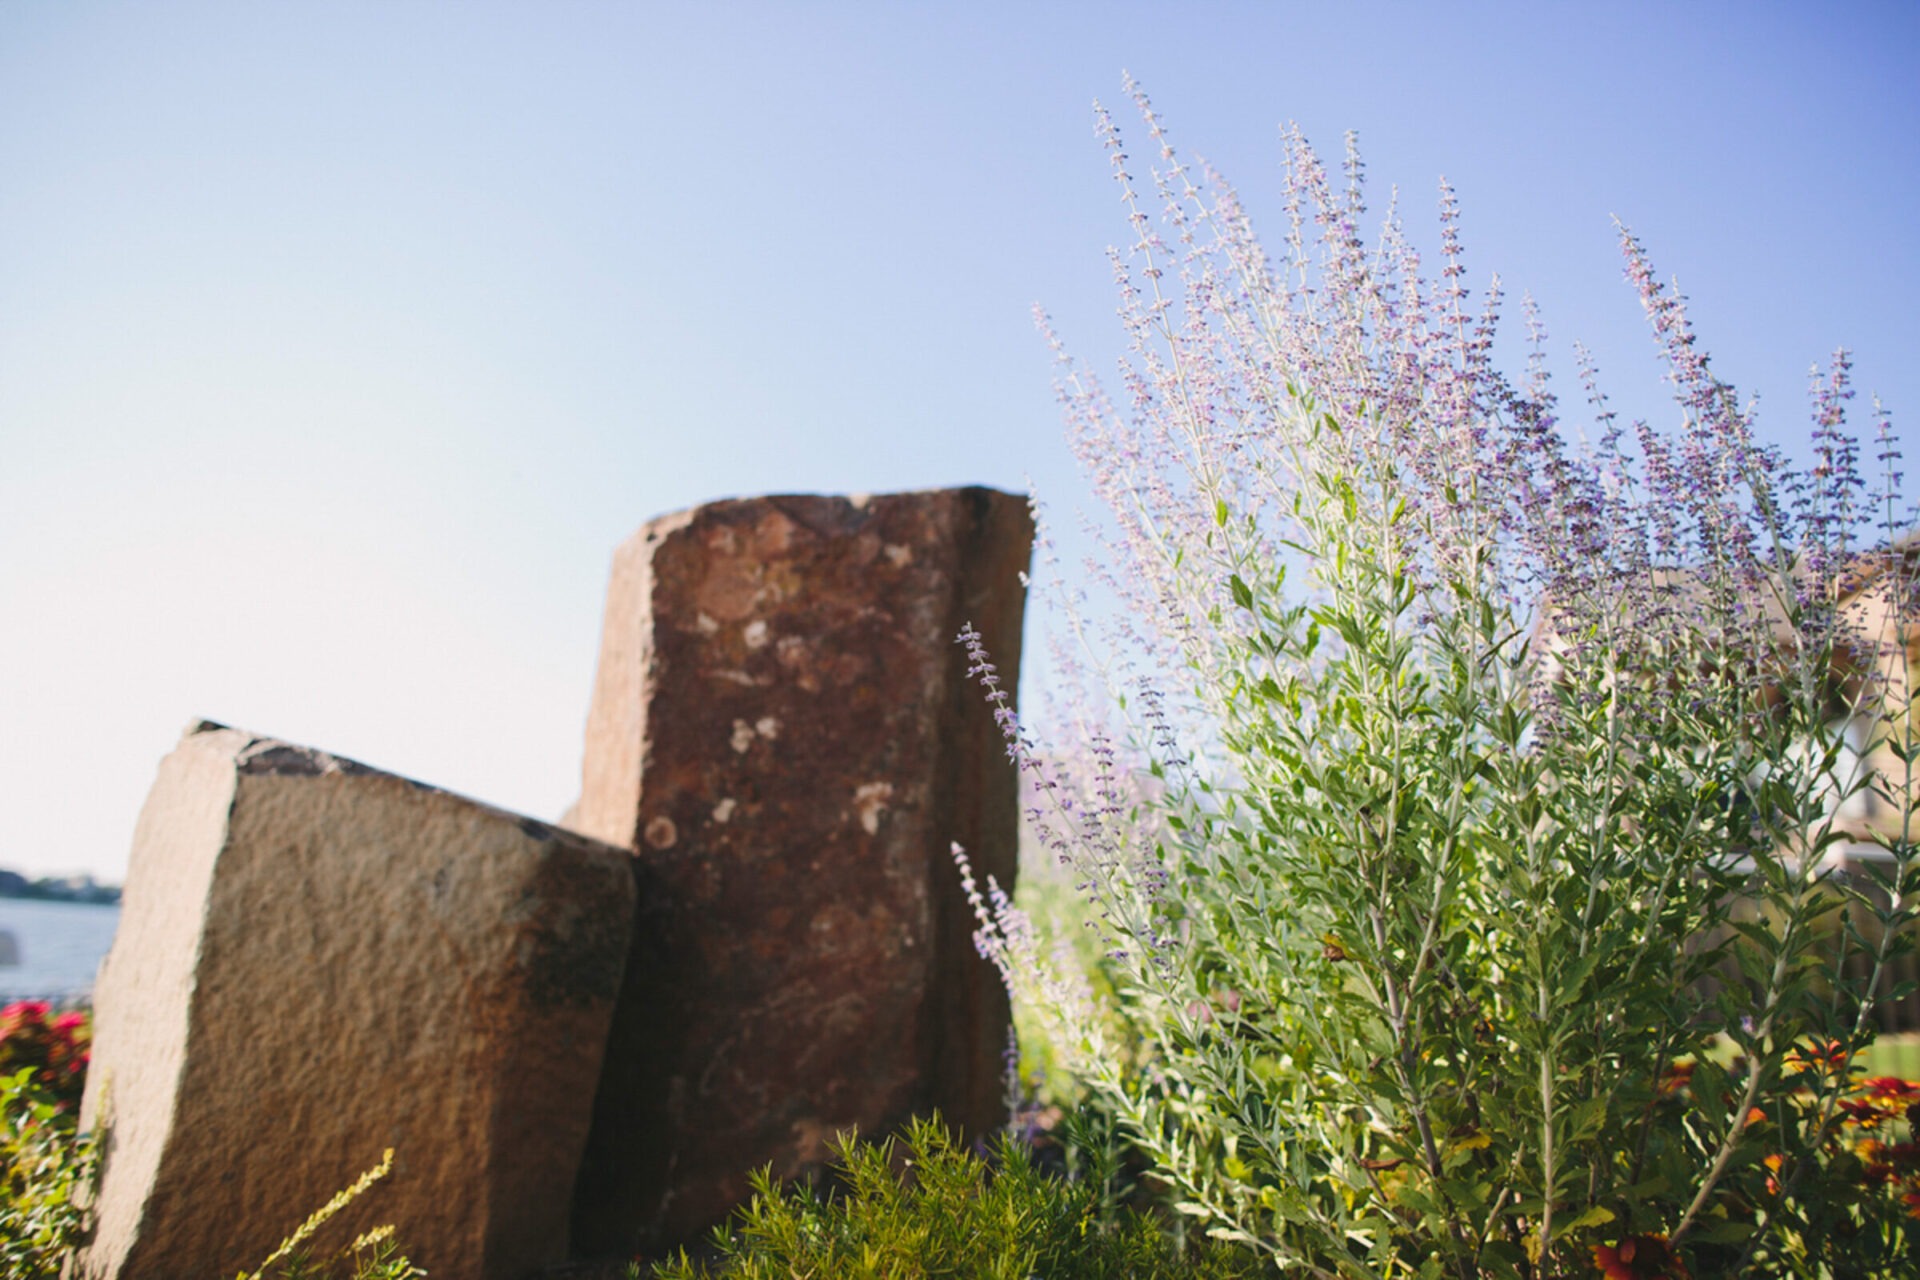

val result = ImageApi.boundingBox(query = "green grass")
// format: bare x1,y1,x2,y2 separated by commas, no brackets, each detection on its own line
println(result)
1862,1032,1920,1080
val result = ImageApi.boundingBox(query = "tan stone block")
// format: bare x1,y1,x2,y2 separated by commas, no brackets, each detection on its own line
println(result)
568,488,1032,1258
77,722,635,1280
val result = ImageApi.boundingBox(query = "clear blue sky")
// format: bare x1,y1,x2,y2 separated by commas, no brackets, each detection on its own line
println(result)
3,2,1914,878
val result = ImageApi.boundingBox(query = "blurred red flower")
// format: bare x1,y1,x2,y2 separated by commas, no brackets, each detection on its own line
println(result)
1592,1234,1689,1280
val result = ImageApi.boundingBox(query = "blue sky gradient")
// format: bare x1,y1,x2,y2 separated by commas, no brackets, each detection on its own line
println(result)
3,2,1914,876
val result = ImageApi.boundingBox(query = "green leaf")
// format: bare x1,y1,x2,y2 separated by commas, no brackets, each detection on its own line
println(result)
1692,1218,1758,1245
1559,1205,1614,1236
1566,1097,1610,1144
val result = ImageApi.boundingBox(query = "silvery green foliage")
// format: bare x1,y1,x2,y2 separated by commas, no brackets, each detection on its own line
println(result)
964,81,1917,1279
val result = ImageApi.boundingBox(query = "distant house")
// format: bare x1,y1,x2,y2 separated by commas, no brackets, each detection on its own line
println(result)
1812,532,1918,856
1532,532,1918,862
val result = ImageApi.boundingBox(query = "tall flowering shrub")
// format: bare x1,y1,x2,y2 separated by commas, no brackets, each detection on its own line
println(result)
963,82,1917,1278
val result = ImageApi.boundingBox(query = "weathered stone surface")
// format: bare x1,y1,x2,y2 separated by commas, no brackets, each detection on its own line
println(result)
77,722,635,1280
568,487,1032,1258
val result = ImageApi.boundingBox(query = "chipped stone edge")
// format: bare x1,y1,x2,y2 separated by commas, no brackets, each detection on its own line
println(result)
183,720,629,857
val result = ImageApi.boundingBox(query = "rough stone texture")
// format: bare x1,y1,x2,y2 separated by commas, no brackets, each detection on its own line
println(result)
77,722,636,1280
567,488,1032,1259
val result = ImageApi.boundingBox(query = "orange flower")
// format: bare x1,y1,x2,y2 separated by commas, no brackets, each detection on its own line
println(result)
1763,1152,1785,1197
1657,1061,1694,1097
1839,1097,1890,1128
1862,1076,1920,1102
1854,1139,1919,1189
1784,1038,1849,1085
1592,1234,1689,1280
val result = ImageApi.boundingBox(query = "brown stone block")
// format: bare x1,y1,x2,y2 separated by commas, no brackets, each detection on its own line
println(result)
76,722,636,1280
568,487,1032,1258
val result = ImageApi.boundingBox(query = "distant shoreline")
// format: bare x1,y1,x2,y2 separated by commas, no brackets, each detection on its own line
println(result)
0,870,120,906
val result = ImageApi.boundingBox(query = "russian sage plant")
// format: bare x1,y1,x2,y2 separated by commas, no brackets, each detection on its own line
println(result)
961,81,1917,1278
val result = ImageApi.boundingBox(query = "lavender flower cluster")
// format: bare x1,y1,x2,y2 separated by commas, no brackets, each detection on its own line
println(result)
1022,76,1913,785
956,79,1918,1275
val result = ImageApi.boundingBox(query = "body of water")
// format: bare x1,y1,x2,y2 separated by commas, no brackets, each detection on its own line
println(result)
0,899,119,1003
